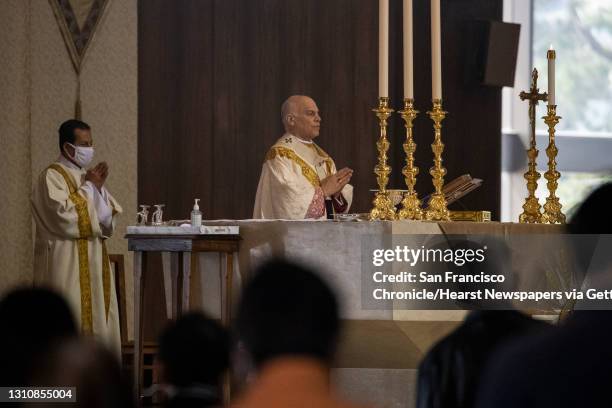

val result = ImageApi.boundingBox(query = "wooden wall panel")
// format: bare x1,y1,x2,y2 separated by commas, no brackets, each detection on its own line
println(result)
138,0,503,336
140,0,502,221
209,0,382,217
139,0,215,218
138,0,216,338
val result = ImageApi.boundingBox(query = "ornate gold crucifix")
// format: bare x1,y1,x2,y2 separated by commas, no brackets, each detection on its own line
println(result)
518,68,548,223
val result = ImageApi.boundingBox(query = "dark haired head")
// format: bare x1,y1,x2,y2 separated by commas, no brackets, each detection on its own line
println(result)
236,259,340,367
0,287,77,385
568,183,612,234
158,313,229,389
566,183,612,278
33,339,133,408
58,119,90,152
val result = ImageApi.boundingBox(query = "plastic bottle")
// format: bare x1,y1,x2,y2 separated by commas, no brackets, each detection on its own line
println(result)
191,198,202,227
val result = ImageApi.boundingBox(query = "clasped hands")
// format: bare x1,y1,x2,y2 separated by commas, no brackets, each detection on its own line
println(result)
321,167,353,198
85,162,109,191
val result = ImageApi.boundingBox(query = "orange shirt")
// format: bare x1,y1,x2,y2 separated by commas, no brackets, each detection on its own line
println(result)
234,357,368,408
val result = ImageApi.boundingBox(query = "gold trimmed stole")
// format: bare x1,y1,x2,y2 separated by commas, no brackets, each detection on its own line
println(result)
266,146,322,188
47,164,112,333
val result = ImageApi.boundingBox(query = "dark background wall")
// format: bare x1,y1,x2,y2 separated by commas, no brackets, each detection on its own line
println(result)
138,0,503,337
139,0,503,220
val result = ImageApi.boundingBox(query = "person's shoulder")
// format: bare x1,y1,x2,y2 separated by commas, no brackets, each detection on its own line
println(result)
265,146,294,161
272,134,299,149
474,333,541,408
482,323,562,388
512,312,554,331
262,135,291,156
40,162,66,180
40,162,79,190
264,136,301,162
418,325,464,370
482,310,552,334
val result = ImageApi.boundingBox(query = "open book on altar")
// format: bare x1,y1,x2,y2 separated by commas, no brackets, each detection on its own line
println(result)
422,174,483,207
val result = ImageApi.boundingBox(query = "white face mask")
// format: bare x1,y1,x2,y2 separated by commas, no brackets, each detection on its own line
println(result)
67,143,94,168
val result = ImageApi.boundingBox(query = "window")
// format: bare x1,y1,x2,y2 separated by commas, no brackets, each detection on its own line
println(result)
502,0,612,221
534,0,612,133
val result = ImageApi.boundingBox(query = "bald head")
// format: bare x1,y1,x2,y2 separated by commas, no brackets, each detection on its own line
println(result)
280,95,321,140
281,95,311,123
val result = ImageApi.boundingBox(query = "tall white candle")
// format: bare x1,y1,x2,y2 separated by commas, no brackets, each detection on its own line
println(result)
431,0,442,100
403,0,414,99
379,0,389,98
547,45,555,106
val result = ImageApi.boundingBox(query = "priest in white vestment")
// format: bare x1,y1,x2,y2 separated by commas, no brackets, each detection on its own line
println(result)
31,120,122,354
254,95,353,219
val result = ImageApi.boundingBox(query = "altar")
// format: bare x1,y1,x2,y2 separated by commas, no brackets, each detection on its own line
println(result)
184,219,564,407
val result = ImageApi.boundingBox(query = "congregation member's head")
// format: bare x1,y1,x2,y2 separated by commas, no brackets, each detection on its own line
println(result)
567,183,612,234
59,119,94,168
281,95,322,141
158,312,229,407
0,287,77,385
565,183,612,281
236,259,340,368
30,338,133,408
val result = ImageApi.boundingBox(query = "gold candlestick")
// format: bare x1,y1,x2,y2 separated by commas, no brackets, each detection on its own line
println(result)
541,105,566,224
397,98,423,220
425,99,450,221
370,97,397,221
518,69,547,223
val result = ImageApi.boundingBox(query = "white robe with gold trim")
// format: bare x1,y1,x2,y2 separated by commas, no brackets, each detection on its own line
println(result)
31,157,122,354
253,134,353,219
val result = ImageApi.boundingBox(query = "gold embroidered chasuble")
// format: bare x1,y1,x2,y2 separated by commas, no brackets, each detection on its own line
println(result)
253,134,353,219
31,160,122,354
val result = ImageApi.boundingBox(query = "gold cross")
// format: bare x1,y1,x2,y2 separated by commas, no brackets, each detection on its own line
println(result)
519,68,548,148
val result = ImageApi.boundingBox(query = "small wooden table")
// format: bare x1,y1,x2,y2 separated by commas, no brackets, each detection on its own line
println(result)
126,233,241,401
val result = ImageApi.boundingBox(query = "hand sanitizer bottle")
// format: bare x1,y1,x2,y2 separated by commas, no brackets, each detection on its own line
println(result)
191,199,202,227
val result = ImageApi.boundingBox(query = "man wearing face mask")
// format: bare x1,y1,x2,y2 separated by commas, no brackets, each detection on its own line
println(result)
31,119,122,354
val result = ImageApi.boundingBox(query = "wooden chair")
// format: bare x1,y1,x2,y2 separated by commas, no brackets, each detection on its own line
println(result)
109,254,161,404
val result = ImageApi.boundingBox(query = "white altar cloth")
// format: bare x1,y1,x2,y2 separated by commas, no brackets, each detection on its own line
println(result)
176,219,564,408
